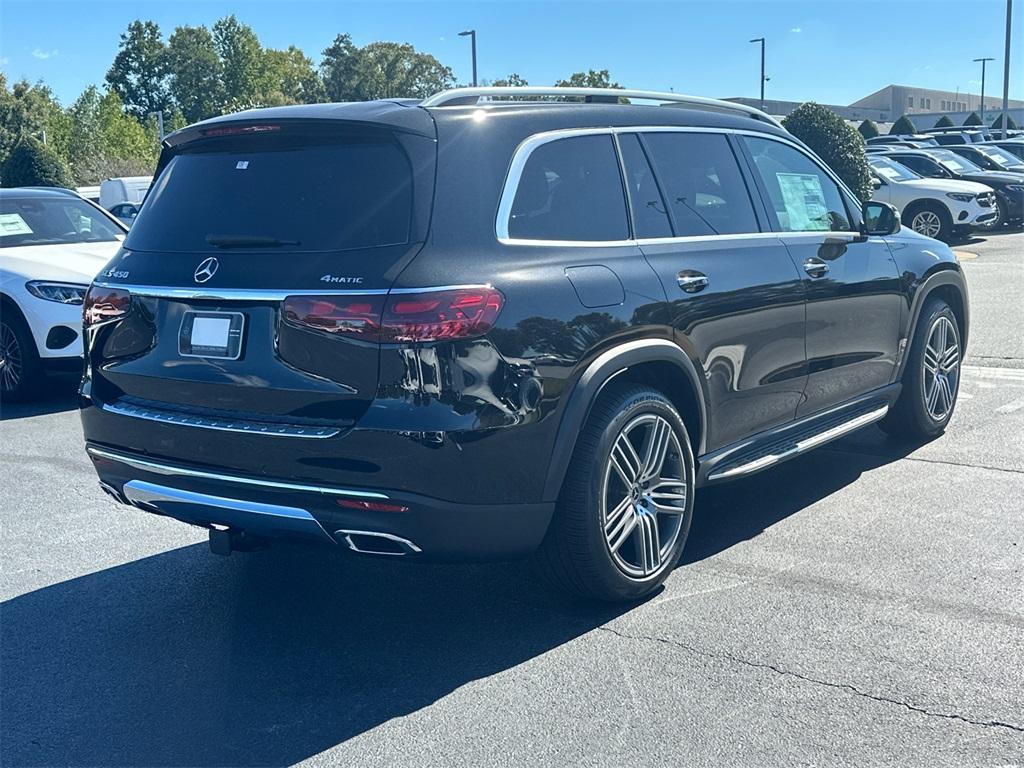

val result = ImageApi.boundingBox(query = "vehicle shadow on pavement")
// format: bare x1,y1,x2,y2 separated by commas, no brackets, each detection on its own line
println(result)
0,542,632,767
0,376,79,420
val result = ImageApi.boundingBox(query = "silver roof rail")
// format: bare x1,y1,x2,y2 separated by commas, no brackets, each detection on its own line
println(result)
420,86,783,128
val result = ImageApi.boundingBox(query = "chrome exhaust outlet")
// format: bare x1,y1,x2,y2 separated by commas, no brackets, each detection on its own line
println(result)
335,529,422,556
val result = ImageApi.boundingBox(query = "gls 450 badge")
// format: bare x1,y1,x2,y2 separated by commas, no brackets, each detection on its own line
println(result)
320,275,364,284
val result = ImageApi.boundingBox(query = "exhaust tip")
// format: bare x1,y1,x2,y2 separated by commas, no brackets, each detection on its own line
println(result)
335,529,421,556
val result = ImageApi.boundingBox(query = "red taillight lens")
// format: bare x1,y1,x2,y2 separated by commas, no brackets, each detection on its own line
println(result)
83,285,132,327
282,288,504,344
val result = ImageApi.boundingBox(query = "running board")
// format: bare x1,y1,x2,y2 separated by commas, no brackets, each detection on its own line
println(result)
706,402,889,482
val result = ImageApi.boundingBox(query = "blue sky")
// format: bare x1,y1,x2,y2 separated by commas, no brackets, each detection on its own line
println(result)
2,0,1021,107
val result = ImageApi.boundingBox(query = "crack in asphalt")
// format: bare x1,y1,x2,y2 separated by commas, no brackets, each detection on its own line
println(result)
596,626,1024,734
820,445,1024,476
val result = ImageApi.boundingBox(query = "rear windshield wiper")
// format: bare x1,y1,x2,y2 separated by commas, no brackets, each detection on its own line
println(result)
206,235,301,248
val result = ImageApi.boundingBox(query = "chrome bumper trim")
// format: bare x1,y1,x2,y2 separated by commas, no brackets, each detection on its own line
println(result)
100,400,341,439
87,446,390,499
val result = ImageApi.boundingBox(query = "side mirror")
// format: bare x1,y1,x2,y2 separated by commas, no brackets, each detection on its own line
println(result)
862,201,900,236
870,176,883,190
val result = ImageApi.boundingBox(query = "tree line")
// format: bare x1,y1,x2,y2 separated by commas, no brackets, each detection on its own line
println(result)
857,110,1018,140
0,13,622,187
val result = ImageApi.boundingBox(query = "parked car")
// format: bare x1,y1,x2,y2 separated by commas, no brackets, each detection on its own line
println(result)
80,87,969,601
944,144,1024,173
99,176,152,210
984,139,1024,161
868,156,997,240
108,202,141,227
881,148,1024,227
1,188,126,400
930,132,989,146
866,135,938,147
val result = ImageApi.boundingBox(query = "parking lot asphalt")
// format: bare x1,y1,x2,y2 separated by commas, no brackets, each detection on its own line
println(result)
2,231,1022,768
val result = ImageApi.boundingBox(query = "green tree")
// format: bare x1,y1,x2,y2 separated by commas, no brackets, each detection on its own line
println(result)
263,46,324,105
857,119,879,139
889,114,917,135
1,137,73,188
320,34,360,102
0,76,69,169
991,113,1019,131
490,73,529,87
782,102,873,201
106,20,169,120
213,15,268,110
348,42,454,100
166,24,224,122
65,88,158,183
963,111,982,126
934,115,954,128
555,69,621,88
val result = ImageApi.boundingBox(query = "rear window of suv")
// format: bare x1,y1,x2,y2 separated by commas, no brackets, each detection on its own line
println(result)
127,135,414,253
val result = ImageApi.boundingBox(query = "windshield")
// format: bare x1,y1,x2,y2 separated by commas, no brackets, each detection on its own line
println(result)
870,158,920,182
977,146,1022,167
0,196,123,248
929,150,983,173
127,134,415,253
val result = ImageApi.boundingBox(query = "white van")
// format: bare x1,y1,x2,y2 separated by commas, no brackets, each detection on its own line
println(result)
99,176,152,210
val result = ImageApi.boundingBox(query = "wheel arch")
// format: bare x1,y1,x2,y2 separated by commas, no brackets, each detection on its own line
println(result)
541,339,707,502
897,268,969,380
901,198,952,228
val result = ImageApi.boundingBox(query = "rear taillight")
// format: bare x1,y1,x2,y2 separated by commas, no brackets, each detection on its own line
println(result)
282,288,504,343
83,285,132,327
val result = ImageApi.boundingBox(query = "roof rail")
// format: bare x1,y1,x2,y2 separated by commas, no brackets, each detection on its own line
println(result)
420,86,783,127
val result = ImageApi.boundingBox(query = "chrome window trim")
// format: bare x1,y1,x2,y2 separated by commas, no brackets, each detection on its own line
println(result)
86,446,390,499
496,126,864,247
90,282,493,301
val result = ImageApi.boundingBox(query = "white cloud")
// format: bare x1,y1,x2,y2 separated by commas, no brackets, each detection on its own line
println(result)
790,26,802,33
31,48,58,60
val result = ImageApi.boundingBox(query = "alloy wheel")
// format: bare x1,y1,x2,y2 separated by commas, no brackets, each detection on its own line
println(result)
0,322,23,393
922,316,960,421
602,413,688,578
911,210,942,238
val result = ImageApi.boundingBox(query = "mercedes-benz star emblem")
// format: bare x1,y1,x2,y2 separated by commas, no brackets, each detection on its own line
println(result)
194,257,219,283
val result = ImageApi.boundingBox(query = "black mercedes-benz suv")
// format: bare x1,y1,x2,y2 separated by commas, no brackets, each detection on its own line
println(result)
81,87,969,601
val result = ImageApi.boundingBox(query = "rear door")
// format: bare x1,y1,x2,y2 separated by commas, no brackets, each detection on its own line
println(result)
89,119,436,434
738,135,903,417
630,130,807,451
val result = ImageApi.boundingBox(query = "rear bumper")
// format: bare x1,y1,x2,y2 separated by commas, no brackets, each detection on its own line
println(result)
87,444,555,561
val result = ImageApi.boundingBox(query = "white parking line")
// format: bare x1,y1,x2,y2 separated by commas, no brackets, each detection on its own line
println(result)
962,365,1024,382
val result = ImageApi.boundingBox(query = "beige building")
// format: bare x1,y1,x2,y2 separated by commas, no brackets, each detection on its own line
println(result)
851,84,1024,119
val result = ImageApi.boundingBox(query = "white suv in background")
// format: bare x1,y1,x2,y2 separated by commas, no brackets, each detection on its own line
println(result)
868,156,997,241
1,188,126,400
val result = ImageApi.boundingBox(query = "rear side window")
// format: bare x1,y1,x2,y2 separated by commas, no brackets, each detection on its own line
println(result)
643,132,759,237
743,136,851,232
1,197,122,247
127,137,413,253
508,134,629,242
617,133,673,239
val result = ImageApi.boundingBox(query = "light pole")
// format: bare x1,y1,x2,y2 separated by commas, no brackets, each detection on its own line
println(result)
749,38,766,112
459,30,477,87
1000,0,1013,138
973,57,994,124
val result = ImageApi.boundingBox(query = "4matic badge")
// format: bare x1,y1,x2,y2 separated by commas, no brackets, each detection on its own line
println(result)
320,275,364,284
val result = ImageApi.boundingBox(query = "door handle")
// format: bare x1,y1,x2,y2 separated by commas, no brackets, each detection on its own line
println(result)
802,258,830,278
677,272,709,293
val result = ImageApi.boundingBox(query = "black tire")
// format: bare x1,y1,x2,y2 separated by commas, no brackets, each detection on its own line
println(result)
880,297,961,441
535,384,695,602
0,306,43,402
903,202,952,242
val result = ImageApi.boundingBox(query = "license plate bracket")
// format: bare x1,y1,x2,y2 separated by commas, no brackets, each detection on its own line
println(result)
179,311,245,359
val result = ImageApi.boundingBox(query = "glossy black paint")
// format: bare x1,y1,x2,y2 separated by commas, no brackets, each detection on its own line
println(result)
81,99,969,560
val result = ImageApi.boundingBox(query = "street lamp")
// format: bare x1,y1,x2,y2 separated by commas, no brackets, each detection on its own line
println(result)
973,57,994,124
459,30,477,88
749,38,766,112
1000,0,1013,138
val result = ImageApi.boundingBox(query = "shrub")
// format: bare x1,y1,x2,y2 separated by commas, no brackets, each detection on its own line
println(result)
782,102,873,201
857,119,879,139
0,138,73,188
991,113,1019,131
889,114,917,135
934,115,954,128
963,112,982,126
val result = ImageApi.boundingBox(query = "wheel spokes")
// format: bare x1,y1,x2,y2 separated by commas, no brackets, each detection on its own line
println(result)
647,478,688,514
610,433,643,487
636,513,661,574
639,418,672,483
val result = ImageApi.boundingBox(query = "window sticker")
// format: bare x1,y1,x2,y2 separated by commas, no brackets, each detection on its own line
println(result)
876,167,901,180
0,213,33,236
776,172,830,231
